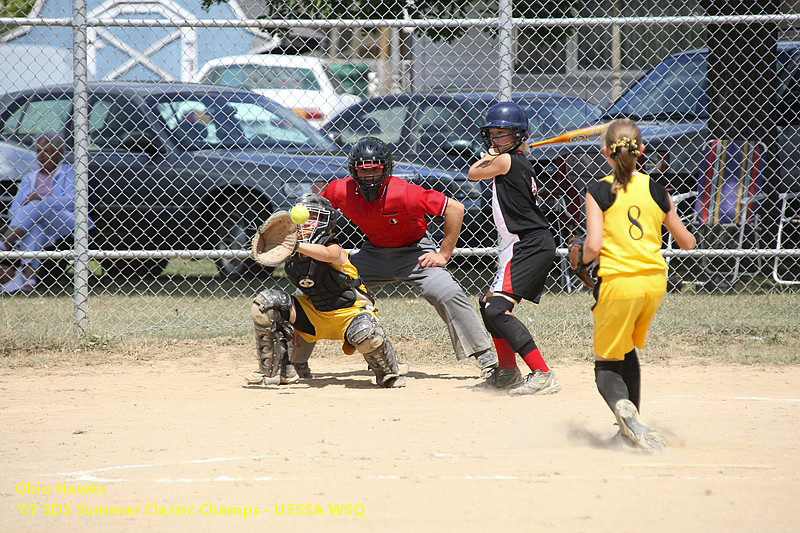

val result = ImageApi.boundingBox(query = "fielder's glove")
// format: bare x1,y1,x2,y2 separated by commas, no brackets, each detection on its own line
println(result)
567,236,599,289
251,211,298,267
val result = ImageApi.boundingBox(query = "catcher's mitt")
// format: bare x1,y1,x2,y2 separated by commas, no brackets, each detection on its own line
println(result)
567,236,598,289
251,211,298,267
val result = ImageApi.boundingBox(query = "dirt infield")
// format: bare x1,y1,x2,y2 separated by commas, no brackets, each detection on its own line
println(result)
1,346,799,532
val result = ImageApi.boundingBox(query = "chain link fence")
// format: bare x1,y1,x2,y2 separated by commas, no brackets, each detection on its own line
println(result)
1,1,799,347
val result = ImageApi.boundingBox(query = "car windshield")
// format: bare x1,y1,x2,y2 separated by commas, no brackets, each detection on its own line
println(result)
604,52,708,121
202,65,321,92
151,93,338,151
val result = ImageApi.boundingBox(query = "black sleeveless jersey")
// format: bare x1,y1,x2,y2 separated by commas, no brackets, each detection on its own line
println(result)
285,254,365,312
491,153,551,241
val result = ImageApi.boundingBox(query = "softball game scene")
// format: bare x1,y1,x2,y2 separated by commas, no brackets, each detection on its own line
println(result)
1,1,799,531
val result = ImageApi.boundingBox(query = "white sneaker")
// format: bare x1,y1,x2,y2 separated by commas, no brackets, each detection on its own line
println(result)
509,370,561,396
0,270,36,294
244,371,280,386
614,399,666,453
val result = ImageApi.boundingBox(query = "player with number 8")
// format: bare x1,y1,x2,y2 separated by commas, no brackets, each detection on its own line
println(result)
580,118,696,452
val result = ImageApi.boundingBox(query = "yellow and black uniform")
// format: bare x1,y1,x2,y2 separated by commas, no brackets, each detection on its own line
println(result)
284,252,377,353
587,172,671,359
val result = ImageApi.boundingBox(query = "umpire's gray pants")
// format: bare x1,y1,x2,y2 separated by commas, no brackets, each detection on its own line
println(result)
290,236,490,364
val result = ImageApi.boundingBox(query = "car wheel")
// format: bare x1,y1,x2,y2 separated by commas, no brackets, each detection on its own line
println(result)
210,196,272,279
101,258,169,279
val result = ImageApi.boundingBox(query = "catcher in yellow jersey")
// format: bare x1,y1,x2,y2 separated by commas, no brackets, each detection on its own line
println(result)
245,193,405,389
576,118,695,452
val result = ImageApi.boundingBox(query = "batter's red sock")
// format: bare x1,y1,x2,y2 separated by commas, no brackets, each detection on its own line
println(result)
521,348,549,373
492,338,517,368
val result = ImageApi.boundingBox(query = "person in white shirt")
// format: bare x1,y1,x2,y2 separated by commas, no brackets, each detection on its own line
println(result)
1,132,78,294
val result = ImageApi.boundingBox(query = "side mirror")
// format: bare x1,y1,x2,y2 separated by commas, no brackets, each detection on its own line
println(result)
326,130,344,146
121,129,163,156
443,139,479,158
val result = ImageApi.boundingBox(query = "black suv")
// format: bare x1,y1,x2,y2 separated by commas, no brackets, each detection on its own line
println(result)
0,82,472,277
550,42,800,224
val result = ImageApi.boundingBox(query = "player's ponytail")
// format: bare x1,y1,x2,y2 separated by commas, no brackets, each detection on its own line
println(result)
603,118,642,192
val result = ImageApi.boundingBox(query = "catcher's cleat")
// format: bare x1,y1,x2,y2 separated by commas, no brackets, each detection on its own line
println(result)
366,362,409,375
613,399,666,453
280,362,300,385
473,365,523,390
382,375,406,388
509,370,561,396
469,349,499,378
244,370,280,386
293,362,313,379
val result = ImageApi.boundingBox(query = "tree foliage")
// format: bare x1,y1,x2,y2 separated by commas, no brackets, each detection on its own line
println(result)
1,0,38,36
200,0,575,44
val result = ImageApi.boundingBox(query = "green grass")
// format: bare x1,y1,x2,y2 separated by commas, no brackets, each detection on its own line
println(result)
1,258,798,366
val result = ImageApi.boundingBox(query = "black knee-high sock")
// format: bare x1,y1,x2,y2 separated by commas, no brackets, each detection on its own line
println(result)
594,360,629,413
621,349,641,411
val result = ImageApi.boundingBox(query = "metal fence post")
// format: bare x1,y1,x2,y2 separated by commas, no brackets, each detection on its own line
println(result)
497,0,514,100
72,0,91,336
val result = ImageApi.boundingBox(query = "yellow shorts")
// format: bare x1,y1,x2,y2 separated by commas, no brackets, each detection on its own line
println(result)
592,270,667,360
293,294,379,355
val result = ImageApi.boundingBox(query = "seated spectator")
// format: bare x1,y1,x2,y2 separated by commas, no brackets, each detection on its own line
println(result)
0,133,79,294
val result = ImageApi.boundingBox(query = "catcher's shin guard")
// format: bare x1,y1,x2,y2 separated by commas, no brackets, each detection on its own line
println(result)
247,289,294,385
345,313,405,388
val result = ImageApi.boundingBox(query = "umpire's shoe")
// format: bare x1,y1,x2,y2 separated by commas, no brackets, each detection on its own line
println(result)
474,365,523,390
293,362,313,379
469,349,500,378
614,399,666,453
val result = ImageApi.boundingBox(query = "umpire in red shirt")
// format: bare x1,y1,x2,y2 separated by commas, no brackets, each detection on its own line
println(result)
289,137,498,380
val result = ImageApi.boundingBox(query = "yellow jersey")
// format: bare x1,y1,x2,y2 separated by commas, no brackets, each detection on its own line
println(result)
586,172,671,277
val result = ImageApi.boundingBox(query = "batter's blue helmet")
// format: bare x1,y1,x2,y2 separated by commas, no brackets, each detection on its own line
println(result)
479,102,529,151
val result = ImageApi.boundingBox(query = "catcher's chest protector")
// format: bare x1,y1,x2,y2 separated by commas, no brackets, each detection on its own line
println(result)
285,256,359,312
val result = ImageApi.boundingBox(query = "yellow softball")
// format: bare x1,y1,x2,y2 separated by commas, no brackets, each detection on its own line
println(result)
290,205,310,225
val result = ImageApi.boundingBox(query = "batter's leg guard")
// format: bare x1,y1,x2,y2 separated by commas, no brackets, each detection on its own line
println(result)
345,313,405,388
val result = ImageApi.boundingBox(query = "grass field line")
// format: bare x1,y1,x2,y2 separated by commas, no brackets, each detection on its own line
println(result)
43,455,276,479
30,473,800,484
660,395,800,403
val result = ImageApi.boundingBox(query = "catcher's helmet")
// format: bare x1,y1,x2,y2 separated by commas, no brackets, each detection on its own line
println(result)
348,137,393,202
296,193,339,244
479,102,529,152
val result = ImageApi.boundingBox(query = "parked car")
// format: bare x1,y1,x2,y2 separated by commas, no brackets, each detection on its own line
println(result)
321,92,601,247
321,92,602,174
550,41,800,225
0,82,473,278
196,55,363,128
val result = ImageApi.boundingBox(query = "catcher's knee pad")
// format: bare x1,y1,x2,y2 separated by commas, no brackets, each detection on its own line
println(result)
345,312,385,355
345,313,400,387
251,289,294,378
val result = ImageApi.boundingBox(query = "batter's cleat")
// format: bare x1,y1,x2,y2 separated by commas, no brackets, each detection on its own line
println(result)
468,349,500,378
473,365,523,390
509,369,561,396
244,370,280,386
613,399,666,453
293,362,313,379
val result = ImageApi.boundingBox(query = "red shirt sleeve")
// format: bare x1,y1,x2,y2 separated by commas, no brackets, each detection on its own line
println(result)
320,180,341,209
405,182,447,217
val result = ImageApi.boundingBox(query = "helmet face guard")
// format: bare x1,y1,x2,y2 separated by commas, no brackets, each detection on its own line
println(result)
479,102,529,152
295,193,339,245
348,137,393,202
